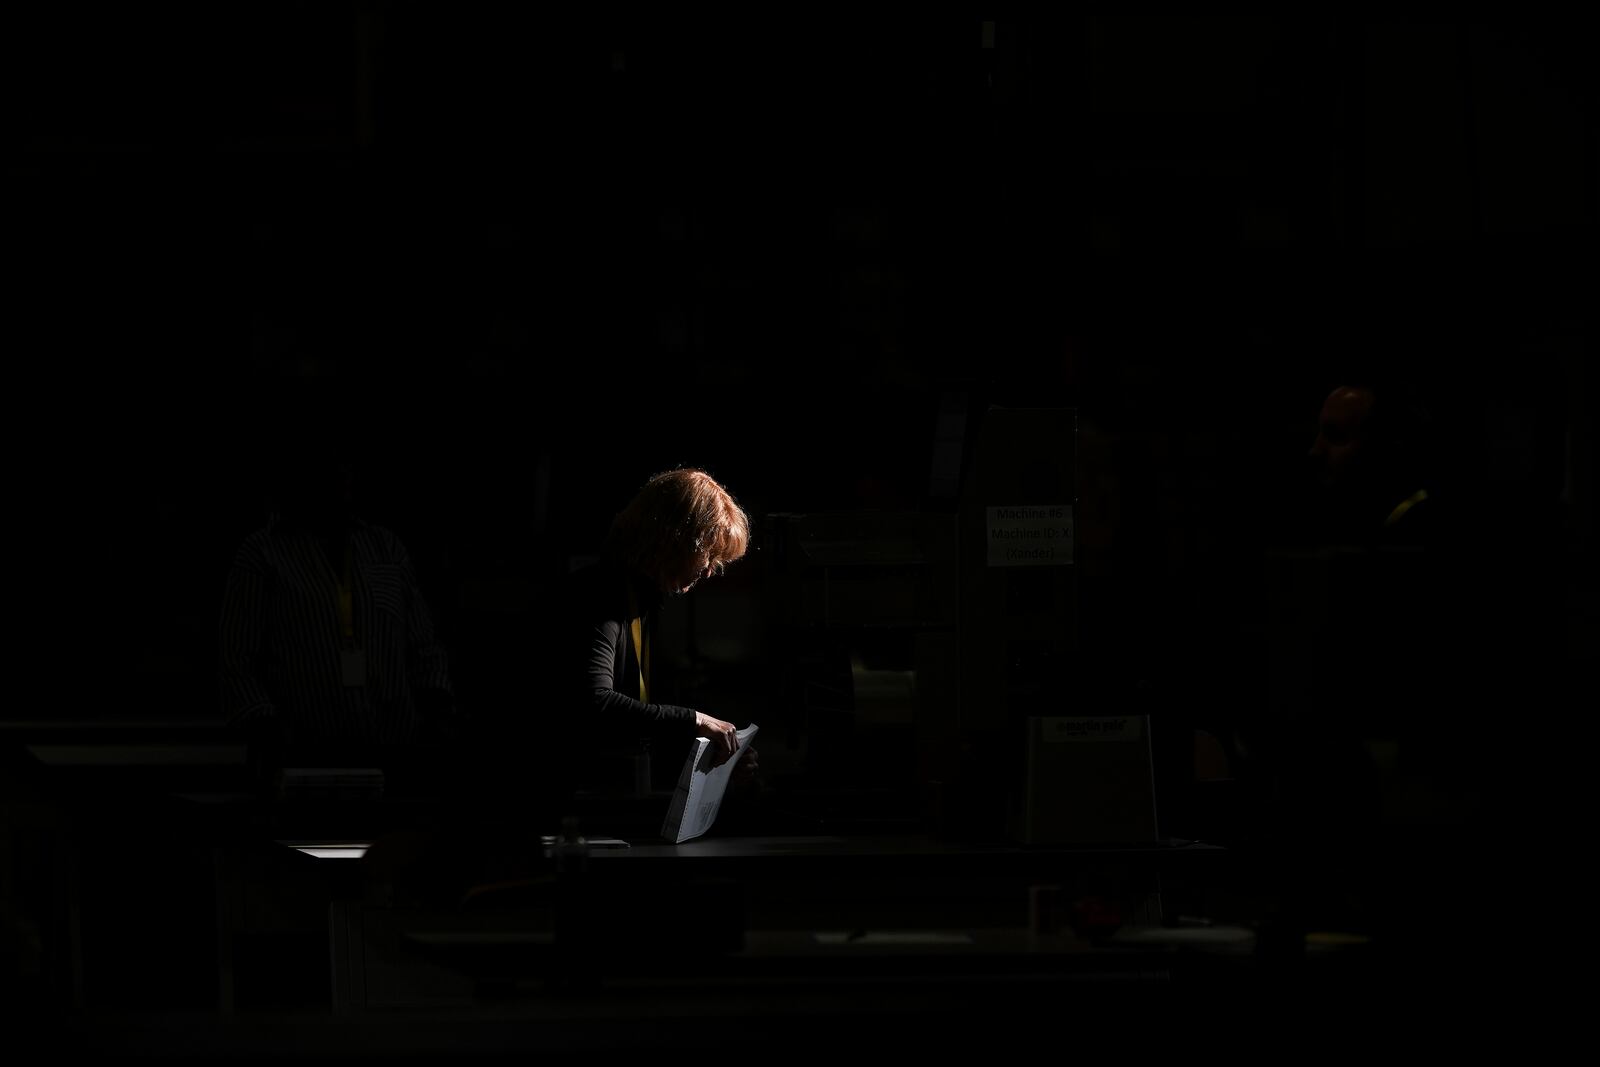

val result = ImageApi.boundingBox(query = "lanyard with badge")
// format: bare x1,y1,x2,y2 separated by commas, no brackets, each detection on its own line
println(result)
625,582,650,706
336,537,366,688
625,581,654,796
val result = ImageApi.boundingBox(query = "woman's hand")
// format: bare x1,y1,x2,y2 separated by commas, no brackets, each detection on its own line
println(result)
693,711,740,765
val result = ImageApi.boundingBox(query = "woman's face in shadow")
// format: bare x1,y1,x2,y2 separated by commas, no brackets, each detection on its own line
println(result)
658,550,717,596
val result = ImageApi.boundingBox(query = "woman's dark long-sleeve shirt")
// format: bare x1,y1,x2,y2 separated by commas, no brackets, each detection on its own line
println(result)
566,560,697,738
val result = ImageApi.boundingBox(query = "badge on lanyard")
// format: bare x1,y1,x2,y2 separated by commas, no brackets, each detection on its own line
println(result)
341,649,367,688
336,538,365,688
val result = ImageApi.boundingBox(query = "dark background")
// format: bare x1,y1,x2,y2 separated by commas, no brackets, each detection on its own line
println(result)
7,8,1590,764
1,6,1593,1050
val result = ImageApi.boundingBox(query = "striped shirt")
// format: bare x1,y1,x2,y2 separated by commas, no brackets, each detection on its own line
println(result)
219,519,452,748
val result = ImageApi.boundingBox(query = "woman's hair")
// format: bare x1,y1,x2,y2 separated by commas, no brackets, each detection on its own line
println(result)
604,468,750,580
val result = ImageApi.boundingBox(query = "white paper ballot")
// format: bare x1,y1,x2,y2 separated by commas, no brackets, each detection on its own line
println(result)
660,724,758,844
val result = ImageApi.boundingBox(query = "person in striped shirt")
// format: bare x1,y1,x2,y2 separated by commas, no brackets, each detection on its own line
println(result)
220,442,457,766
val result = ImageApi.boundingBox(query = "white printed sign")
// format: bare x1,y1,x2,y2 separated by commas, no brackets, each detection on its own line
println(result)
986,505,1074,566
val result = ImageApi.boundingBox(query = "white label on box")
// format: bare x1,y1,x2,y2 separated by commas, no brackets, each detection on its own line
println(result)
987,505,1073,566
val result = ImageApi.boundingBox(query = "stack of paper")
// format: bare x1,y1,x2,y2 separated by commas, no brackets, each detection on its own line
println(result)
661,724,757,844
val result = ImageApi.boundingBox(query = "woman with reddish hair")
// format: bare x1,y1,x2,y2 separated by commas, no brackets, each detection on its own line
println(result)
567,468,752,769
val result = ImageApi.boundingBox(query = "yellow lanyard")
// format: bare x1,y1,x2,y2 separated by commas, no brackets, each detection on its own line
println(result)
625,584,650,706
1385,489,1429,528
